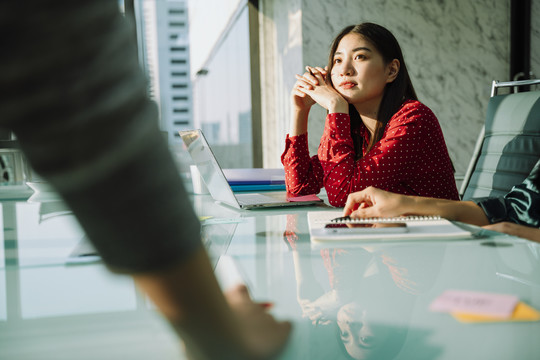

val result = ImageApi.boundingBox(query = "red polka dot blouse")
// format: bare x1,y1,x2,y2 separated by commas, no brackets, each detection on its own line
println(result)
281,100,459,207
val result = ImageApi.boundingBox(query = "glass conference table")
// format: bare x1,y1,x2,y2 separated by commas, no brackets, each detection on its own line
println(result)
1,187,540,360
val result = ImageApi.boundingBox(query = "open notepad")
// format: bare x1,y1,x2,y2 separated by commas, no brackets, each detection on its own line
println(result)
308,211,473,242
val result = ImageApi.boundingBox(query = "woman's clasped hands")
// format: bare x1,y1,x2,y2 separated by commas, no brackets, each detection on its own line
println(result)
292,66,349,114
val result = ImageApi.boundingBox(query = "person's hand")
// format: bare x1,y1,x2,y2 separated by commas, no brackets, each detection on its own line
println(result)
298,299,332,326
291,66,319,112
343,186,412,218
482,222,540,242
293,66,348,113
298,290,339,326
224,284,292,359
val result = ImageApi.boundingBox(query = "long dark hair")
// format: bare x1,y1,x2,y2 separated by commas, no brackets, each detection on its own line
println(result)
326,23,417,158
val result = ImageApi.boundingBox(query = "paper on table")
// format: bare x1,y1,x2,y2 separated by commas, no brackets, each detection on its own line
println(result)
453,301,540,323
430,290,519,318
308,210,472,242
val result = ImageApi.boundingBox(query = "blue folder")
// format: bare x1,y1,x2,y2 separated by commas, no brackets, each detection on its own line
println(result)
223,168,286,192
230,183,286,192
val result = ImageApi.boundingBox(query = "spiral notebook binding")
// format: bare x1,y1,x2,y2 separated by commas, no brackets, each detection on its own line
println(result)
328,215,442,224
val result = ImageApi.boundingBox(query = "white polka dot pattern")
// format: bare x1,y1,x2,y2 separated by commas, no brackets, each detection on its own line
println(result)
281,100,459,207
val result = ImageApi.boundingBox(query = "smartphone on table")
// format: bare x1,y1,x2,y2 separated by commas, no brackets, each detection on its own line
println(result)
323,222,408,234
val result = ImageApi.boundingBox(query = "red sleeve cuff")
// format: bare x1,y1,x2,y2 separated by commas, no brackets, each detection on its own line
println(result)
325,113,350,139
286,132,308,144
282,133,310,164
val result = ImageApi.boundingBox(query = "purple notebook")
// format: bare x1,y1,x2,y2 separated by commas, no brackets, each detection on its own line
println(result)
223,168,285,185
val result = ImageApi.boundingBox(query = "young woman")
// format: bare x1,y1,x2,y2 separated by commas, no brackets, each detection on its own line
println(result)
282,23,459,207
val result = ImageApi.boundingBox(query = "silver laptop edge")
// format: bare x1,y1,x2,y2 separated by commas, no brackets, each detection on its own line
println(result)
179,129,322,209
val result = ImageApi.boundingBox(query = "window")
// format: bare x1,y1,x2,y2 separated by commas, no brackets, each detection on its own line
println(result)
133,0,194,145
191,2,261,167
131,0,261,167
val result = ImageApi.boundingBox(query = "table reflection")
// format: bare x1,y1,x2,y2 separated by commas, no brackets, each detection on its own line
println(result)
0,196,147,321
1,194,244,323
285,214,445,360
3,193,540,359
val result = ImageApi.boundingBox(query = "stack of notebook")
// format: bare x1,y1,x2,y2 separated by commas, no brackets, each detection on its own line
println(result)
307,210,474,242
223,168,286,192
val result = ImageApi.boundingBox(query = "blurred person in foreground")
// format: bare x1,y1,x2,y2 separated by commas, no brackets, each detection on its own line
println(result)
343,159,540,242
1,2,290,359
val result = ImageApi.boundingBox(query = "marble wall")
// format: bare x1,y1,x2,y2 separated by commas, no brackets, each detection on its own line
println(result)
259,0,303,167
260,0,539,177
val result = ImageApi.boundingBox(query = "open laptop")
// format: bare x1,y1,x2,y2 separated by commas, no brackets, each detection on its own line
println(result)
179,129,323,209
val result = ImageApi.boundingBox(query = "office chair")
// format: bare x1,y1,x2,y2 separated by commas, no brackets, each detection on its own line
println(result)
460,78,540,200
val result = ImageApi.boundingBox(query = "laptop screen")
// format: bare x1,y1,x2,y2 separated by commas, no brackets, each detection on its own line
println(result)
179,129,239,207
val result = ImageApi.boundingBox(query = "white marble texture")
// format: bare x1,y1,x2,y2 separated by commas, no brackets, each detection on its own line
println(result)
260,0,530,176
300,0,511,175
259,0,304,167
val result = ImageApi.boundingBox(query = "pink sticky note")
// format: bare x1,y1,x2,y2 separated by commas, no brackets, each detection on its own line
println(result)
287,194,321,202
430,290,519,318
